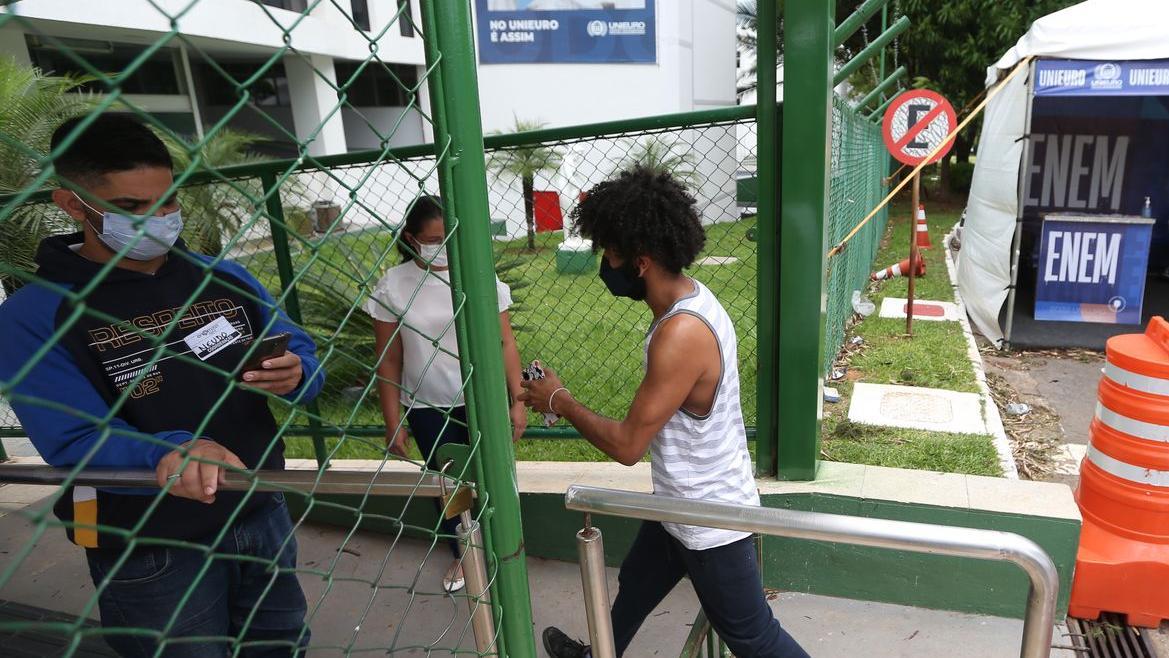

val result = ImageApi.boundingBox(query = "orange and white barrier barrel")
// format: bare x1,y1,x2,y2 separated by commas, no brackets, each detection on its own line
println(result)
1069,316,1169,627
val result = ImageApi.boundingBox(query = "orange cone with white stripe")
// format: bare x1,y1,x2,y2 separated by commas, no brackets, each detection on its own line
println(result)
870,257,925,281
1069,316,1169,627
916,205,932,249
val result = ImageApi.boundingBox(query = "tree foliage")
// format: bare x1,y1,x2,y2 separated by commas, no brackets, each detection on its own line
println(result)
485,117,563,251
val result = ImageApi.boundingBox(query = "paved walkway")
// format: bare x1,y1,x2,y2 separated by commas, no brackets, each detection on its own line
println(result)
0,485,1075,657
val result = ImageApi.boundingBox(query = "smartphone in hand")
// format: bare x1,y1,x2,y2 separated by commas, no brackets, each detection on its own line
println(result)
240,332,291,374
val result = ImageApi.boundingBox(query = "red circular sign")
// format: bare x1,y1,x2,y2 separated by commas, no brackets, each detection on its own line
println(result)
881,89,957,166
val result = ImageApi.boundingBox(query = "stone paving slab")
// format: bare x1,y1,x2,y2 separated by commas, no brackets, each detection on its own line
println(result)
848,382,988,435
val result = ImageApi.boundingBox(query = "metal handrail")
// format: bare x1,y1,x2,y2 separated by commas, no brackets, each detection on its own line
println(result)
565,485,1059,658
0,464,469,498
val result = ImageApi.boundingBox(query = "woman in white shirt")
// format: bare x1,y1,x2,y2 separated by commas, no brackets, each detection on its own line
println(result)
364,195,527,593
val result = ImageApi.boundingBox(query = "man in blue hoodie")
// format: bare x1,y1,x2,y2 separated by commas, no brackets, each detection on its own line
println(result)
0,114,325,657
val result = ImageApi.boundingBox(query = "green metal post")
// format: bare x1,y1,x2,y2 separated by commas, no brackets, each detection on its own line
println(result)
833,0,889,46
880,4,888,82
833,16,910,86
855,66,906,111
421,3,537,656
777,0,833,481
867,92,899,121
0,439,8,462
260,172,328,467
754,0,780,478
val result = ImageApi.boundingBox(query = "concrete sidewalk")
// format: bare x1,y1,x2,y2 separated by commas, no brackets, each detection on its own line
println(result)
0,485,1075,657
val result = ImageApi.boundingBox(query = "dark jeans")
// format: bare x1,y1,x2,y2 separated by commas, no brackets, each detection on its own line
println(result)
85,493,308,658
611,521,809,658
406,405,468,558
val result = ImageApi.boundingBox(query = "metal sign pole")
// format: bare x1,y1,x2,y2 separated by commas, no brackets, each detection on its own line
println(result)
907,171,920,336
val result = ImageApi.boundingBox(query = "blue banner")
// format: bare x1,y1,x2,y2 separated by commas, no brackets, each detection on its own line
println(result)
475,0,656,64
1035,59,1169,97
1035,216,1154,324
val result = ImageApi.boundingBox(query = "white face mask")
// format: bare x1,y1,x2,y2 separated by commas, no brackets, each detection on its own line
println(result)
417,242,448,267
75,193,183,261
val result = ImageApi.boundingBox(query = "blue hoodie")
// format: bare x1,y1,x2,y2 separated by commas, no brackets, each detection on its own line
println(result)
0,233,325,547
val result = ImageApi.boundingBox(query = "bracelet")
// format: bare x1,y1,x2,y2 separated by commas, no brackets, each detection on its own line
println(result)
548,387,570,416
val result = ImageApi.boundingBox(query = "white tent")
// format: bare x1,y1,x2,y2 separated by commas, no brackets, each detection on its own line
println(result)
958,0,1169,346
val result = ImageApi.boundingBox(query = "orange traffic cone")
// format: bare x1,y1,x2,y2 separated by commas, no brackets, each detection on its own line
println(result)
916,205,932,249
871,257,926,281
1069,316,1169,627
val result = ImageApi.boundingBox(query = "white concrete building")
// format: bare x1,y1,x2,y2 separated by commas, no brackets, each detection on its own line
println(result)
0,0,430,157
0,1,741,241
472,0,741,240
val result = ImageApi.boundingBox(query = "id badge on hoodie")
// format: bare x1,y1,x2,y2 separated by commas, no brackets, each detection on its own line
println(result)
183,316,243,360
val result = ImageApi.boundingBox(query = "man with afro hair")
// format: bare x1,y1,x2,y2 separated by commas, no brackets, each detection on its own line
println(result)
521,167,808,657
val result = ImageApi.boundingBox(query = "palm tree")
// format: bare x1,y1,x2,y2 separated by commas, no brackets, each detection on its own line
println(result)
0,58,96,295
736,0,784,99
162,129,282,256
486,118,563,252
617,136,699,185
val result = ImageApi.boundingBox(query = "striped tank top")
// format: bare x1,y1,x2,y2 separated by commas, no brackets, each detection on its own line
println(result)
646,279,760,551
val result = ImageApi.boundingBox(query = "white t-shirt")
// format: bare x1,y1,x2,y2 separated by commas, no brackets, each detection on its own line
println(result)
364,261,512,408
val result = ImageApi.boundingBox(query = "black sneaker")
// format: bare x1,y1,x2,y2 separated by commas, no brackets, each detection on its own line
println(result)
542,626,590,658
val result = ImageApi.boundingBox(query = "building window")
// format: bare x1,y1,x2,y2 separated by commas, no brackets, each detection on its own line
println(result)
399,0,415,38
335,62,419,107
351,0,371,32
27,37,182,95
260,0,308,12
200,61,291,107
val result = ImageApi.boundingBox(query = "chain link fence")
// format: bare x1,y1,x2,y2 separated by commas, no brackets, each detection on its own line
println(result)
0,3,523,655
825,95,891,375
0,1,888,654
1,104,886,447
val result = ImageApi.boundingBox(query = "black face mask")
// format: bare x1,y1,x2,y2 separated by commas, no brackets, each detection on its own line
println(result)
599,258,647,301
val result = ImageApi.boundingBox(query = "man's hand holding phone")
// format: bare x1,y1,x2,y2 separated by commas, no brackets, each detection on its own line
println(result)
241,333,303,395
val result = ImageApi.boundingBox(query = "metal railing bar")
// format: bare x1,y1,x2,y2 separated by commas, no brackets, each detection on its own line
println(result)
565,485,1059,658
0,464,468,498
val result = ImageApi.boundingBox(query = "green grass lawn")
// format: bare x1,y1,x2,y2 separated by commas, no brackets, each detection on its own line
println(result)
269,200,1001,476
820,198,1002,476
272,218,759,462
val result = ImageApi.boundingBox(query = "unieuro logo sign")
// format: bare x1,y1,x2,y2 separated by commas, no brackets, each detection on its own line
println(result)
1091,62,1123,91
1038,68,1087,88
477,0,656,64
1035,58,1169,96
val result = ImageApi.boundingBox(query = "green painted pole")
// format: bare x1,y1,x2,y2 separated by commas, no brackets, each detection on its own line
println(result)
867,91,899,121
833,0,890,46
421,3,536,656
417,6,508,648
855,66,906,111
754,0,780,478
833,16,909,86
880,4,888,81
260,172,328,467
778,0,833,481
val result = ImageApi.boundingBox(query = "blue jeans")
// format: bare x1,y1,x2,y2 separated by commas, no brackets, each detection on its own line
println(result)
85,493,309,657
611,521,809,658
406,405,468,558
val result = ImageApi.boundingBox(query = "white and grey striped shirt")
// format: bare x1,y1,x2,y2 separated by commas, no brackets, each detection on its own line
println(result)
646,279,760,551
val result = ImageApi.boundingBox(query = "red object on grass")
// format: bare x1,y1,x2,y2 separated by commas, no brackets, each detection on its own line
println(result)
533,191,563,232
905,302,945,318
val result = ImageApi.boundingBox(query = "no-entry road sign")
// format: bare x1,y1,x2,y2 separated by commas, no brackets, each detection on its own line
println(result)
882,89,957,166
